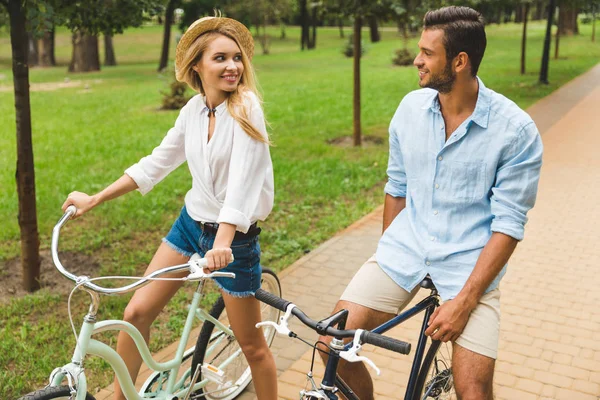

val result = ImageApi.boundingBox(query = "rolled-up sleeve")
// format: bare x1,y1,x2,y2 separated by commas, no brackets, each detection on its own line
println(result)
124,102,189,195
217,100,272,233
490,122,543,240
384,113,407,198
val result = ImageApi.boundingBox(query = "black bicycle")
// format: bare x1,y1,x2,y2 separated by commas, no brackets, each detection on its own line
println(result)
255,276,455,400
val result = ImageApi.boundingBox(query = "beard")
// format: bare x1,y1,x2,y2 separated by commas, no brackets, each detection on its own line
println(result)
420,61,456,94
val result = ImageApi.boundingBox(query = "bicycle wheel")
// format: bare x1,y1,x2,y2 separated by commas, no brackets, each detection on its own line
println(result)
190,268,282,400
413,340,456,400
17,385,96,400
140,344,197,397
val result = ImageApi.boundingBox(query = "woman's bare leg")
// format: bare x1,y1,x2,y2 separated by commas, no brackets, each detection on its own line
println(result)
113,242,190,400
222,293,278,400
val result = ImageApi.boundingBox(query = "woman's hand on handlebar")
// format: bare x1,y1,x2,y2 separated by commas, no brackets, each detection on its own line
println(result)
204,247,233,273
62,191,98,218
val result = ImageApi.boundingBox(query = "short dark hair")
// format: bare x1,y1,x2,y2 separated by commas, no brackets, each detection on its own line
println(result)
423,6,486,77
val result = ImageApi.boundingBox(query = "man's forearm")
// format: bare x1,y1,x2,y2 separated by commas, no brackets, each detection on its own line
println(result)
382,194,406,233
455,232,518,309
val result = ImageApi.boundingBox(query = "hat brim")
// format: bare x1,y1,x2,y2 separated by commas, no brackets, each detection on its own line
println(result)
175,17,254,72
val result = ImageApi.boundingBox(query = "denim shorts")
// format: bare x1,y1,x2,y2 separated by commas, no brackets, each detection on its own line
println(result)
163,206,262,297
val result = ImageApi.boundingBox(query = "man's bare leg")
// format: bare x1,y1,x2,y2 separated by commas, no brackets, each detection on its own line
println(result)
452,342,495,400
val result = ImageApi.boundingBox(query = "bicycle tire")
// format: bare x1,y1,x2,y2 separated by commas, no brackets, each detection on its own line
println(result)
412,340,456,400
17,385,96,400
191,268,282,400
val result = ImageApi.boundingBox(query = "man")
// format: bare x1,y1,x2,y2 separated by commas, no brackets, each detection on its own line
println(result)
319,6,543,400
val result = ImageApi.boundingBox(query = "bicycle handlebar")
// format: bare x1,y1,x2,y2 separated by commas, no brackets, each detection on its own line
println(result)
255,288,411,355
52,206,235,295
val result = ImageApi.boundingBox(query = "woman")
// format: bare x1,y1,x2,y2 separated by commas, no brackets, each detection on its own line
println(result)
62,16,277,399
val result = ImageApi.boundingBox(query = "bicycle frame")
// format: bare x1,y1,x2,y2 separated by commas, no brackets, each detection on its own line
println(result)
333,292,441,400
48,280,236,400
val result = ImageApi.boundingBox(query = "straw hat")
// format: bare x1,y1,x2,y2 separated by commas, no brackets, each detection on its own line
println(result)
175,16,254,71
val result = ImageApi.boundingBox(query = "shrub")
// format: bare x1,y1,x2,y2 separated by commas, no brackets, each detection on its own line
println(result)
343,34,367,58
160,69,192,110
392,49,415,66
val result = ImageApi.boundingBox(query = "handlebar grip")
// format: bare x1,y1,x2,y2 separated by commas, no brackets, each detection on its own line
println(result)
65,205,77,216
360,331,411,355
255,288,292,312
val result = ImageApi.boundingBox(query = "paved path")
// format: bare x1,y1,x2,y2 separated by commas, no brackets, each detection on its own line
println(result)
97,64,600,400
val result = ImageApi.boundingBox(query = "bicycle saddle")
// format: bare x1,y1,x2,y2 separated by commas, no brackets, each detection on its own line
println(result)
420,276,435,289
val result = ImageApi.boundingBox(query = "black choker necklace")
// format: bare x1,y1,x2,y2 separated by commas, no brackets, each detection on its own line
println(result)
206,107,218,118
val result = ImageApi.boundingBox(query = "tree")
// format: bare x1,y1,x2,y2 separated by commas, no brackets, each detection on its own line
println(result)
593,2,597,42
56,0,163,73
581,0,598,41
352,14,361,146
2,0,41,292
298,0,319,50
521,1,530,74
540,0,557,84
558,0,579,35
38,26,55,66
104,34,117,66
226,0,294,54
554,4,561,59
158,0,180,71
323,0,411,146
368,15,380,42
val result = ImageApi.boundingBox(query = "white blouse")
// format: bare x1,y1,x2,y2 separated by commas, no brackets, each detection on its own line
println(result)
125,92,274,233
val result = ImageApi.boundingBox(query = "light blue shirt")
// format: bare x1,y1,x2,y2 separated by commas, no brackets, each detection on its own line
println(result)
376,78,543,301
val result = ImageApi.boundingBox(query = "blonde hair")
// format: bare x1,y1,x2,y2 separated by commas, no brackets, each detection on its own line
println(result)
176,28,269,144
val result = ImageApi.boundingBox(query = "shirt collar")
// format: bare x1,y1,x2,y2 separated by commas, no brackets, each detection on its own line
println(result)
471,77,490,129
200,96,228,116
420,77,491,129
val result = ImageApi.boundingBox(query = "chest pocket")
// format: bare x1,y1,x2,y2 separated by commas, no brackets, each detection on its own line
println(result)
449,161,486,203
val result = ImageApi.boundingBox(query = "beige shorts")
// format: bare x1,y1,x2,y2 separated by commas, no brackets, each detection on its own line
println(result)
341,255,501,359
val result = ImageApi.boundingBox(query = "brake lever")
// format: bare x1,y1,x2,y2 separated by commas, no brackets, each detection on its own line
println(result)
256,303,297,336
339,329,381,376
187,253,235,281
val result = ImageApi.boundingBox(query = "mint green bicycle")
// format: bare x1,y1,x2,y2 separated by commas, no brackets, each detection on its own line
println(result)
18,206,281,400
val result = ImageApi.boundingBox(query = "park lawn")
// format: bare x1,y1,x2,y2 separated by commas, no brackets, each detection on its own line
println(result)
0,22,599,398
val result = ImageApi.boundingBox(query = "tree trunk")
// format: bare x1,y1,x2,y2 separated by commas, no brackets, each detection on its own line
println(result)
49,28,56,65
515,5,523,23
104,34,117,66
540,0,556,84
558,3,579,35
353,15,361,147
401,21,409,51
368,16,380,43
338,18,344,38
521,3,529,75
38,28,56,67
593,5,596,42
7,0,41,292
261,17,270,54
69,31,100,73
555,9,560,59
280,23,286,39
308,5,317,49
27,32,38,67
534,0,545,20
300,0,309,50
158,0,176,71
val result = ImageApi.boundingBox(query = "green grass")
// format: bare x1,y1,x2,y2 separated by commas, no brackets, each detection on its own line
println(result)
1,21,599,398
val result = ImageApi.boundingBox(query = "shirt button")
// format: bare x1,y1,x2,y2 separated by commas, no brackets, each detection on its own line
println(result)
433,210,439,215
425,260,431,266
438,156,443,161
435,184,440,189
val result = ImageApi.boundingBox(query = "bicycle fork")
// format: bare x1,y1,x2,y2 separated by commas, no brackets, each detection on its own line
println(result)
49,287,100,400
